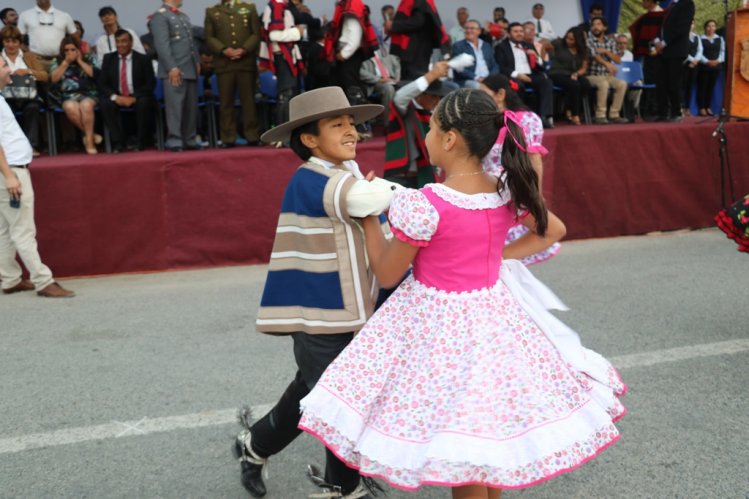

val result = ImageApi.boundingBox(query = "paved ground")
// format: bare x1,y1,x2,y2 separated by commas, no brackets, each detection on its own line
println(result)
0,228,747,499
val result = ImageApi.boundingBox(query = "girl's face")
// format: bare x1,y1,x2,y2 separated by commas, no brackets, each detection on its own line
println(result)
705,22,716,36
425,112,446,167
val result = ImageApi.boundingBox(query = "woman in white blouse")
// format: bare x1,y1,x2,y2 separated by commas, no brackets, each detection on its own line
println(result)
1,25,48,156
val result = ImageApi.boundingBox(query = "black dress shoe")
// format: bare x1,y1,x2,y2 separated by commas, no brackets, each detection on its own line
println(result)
542,117,554,129
233,430,267,498
185,143,205,151
218,142,235,148
166,146,183,152
245,140,263,147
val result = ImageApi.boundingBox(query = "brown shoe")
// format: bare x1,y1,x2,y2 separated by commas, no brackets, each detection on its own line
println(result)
2,279,35,294
37,282,75,298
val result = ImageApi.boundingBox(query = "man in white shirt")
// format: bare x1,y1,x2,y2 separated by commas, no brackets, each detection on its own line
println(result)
0,58,74,298
93,6,146,68
449,7,469,45
616,34,634,62
17,0,78,72
528,3,556,41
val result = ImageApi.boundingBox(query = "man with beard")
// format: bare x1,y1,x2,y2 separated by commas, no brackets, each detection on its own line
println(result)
586,16,629,124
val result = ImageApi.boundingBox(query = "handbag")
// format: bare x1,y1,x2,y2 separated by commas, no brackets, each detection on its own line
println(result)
2,74,38,101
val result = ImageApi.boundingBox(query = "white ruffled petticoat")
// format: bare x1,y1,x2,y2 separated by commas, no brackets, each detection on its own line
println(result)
299,260,626,491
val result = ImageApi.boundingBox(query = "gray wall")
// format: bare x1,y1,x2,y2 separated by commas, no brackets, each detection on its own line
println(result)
4,1,582,44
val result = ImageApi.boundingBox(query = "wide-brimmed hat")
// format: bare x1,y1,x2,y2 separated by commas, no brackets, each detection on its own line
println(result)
260,87,384,143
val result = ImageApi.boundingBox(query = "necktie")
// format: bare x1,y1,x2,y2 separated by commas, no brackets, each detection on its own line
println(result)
373,54,390,80
120,55,129,97
537,19,542,35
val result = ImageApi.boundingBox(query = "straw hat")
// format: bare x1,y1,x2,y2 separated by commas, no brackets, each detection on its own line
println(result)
260,87,384,143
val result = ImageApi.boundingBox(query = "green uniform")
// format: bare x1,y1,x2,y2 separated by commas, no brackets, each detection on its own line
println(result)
204,1,261,144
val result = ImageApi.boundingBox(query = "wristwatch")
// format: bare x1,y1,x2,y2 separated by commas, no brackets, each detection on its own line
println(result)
110,94,117,101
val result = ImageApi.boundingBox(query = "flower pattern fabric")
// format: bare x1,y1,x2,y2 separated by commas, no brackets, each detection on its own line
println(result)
299,183,625,491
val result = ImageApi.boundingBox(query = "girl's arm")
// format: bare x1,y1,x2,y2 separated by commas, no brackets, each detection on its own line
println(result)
503,209,566,261
362,216,419,288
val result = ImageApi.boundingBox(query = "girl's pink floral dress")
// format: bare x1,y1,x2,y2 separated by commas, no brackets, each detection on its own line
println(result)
299,183,626,491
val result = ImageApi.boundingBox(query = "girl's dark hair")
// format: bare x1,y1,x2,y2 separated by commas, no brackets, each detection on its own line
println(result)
289,120,320,161
481,73,528,112
57,35,82,63
434,88,548,236
703,19,717,31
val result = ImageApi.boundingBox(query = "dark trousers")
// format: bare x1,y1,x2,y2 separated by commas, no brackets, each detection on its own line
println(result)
515,73,554,118
549,73,591,117
656,56,685,118
696,66,720,110
6,99,40,149
217,70,259,143
682,64,697,109
641,55,659,117
99,96,155,149
250,332,360,495
332,51,367,103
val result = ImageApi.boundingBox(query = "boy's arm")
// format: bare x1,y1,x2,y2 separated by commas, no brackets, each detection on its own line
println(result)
346,178,402,217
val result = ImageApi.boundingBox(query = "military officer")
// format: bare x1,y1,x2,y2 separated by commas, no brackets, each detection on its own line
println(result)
149,0,202,151
205,0,262,147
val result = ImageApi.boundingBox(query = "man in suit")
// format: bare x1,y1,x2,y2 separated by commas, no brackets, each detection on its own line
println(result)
494,22,555,128
149,0,201,152
654,0,695,122
98,29,156,152
452,19,499,88
205,0,261,147
359,48,400,124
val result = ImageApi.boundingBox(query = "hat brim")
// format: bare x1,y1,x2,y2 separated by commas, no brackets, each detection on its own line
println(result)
260,104,384,144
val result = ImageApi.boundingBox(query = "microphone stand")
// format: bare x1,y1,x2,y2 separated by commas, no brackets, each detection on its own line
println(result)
711,109,736,207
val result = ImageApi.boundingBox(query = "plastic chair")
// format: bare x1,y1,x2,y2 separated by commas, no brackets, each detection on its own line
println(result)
615,61,656,120
256,71,278,132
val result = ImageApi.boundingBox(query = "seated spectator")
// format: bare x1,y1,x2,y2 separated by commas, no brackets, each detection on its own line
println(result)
74,21,91,54
616,34,633,61
359,48,400,124
586,17,628,124
449,7,469,45
50,35,100,154
1,25,48,155
384,60,450,188
523,21,550,61
98,29,156,152
528,3,556,41
494,22,555,128
547,27,591,125
94,6,146,68
452,19,499,88
578,3,604,33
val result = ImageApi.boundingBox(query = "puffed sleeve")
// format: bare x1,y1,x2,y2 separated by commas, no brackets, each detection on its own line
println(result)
522,113,549,156
387,188,439,247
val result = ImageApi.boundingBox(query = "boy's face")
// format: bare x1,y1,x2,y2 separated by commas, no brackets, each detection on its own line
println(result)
303,115,358,163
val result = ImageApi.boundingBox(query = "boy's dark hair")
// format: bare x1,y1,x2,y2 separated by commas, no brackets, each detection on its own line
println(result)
289,120,320,161
590,3,604,13
99,6,117,18
434,88,547,236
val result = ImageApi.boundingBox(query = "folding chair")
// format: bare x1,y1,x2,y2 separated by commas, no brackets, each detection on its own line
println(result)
615,61,655,121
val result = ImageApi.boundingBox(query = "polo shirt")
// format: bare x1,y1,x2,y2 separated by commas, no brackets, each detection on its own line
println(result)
0,96,33,165
18,6,77,57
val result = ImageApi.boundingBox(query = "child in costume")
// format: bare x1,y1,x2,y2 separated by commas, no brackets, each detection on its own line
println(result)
233,86,398,499
299,88,626,498
480,73,562,266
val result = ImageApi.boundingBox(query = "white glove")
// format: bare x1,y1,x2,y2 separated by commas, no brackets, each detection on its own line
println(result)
448,53,475,71
346,177,404,217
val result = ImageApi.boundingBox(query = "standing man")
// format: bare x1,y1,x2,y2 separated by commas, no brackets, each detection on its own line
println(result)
205,0,262,148
494,22,555,128
98,30,156,152
653,0,695,122
529,3,556,41
386,0,451,81
17,0,78,74
150,0,202,152
0,58,73,298
586,17,629,124
94,6,146,68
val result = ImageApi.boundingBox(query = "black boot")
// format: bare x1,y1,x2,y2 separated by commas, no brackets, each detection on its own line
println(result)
233,428,268,497
306,464,383,499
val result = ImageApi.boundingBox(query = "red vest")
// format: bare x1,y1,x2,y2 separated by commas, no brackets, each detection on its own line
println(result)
324,0,379,62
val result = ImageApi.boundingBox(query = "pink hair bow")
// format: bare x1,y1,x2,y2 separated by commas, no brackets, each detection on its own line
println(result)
497,110,528,153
